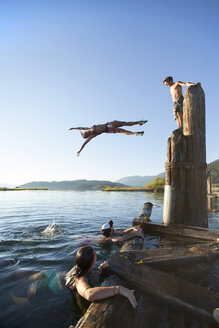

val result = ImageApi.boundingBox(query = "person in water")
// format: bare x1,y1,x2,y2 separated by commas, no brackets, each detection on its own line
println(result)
14,246,137,309
65,246,137,308
101,220,144,242
163,76,200,129
69,120,147,157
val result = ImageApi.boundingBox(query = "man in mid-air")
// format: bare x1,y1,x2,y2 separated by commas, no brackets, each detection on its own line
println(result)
69,119,147,157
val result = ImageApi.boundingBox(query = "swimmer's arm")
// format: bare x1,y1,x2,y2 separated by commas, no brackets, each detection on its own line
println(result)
77,136,95,157
122,226,142,234
113,229,124,235
122,227,136,234
76,277,137,308
118,231,144,242
110,237,122,242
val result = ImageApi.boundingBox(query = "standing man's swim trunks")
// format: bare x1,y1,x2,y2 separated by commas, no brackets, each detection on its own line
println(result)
173,95,184,120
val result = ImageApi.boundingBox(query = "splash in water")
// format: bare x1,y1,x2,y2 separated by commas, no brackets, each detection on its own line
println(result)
41,220,62,237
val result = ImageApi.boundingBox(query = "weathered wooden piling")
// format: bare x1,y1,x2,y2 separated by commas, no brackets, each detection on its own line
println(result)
138,202,153,220
207,173,213,211
163,84,208,227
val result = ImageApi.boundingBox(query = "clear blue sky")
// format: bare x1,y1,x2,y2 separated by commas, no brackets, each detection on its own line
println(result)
1,0,218,185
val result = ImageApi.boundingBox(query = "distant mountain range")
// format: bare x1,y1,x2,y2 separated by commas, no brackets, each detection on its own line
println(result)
17,174,165,190
17,180,128,191
115,172,165,187
2,159,218,190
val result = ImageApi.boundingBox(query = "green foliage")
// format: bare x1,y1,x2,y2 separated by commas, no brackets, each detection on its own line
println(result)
207,159,219,184
145,177,165,191
102,186,146,191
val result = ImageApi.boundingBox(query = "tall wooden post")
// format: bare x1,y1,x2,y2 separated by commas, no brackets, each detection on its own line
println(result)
163,84,208,227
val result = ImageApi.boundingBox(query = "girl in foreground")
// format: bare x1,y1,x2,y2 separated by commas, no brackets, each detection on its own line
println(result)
13,246,136,309
69,120,147,156
65,246,137,308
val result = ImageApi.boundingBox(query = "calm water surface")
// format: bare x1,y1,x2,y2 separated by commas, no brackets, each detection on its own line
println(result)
0,191,218,328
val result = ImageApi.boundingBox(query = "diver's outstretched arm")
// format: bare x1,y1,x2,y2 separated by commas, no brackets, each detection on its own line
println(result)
69,127,90,131
77,136,95,157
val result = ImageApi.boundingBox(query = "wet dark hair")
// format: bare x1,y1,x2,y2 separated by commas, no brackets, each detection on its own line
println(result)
108,220,113,227
102,228,111,238
65,246,95,288
163,76,173,84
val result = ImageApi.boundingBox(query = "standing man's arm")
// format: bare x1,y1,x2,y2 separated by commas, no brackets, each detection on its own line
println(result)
175,81,200,87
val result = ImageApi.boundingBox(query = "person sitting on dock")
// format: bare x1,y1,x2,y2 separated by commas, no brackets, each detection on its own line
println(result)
101,221,144,243
65,246,137,308
163,76,200,129
69,120,147,157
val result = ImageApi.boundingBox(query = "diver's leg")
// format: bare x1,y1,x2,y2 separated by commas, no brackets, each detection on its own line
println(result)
112,120,147,128
178,112,183,129
114,128,144,136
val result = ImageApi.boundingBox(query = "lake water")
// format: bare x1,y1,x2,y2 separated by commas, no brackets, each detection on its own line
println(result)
0,191,218,328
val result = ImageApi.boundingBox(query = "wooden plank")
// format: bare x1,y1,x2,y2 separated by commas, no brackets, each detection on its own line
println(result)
119,243,219,266
108,254,219,325
120,236,143,252
133,220,219,241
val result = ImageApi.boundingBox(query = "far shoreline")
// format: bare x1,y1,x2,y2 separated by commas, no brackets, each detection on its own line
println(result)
101,187,164,193
0,188,48,191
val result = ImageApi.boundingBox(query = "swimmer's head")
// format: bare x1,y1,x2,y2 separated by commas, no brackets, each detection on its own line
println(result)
65,246,96,287
108,220,113,227
101,223,111,238
75,246,96,272
80,131,92,139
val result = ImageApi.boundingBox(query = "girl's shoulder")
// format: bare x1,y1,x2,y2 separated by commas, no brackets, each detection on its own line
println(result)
75,275,88,287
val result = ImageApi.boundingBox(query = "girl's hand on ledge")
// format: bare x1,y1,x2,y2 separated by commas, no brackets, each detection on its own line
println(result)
119,286,137,308
98,261,109,271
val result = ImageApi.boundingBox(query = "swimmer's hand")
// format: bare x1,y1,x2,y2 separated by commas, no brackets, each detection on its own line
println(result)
98,261,109,271
119,286,137,308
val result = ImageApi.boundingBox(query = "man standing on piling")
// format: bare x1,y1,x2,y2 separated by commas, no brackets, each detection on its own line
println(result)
163,76,200,129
